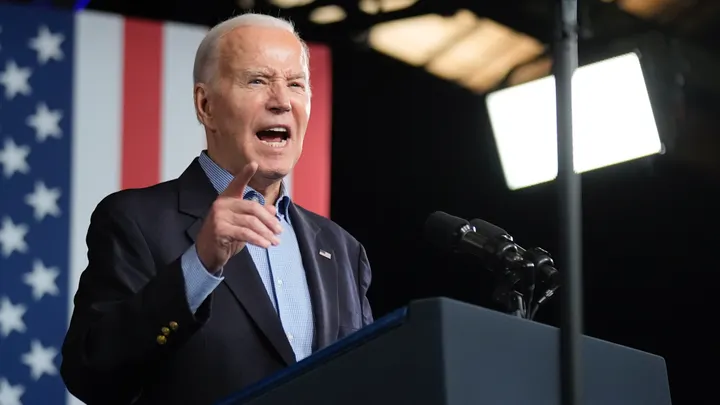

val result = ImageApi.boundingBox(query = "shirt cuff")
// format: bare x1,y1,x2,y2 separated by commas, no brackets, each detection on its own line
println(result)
181,244,224,314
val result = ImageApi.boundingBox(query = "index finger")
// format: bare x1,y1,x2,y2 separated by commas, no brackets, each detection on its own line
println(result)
222,161,258,198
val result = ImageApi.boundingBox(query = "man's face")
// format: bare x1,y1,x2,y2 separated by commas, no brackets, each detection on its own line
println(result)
197,25,311,182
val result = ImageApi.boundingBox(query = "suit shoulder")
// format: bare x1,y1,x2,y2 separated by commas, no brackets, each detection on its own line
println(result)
93,179,179,219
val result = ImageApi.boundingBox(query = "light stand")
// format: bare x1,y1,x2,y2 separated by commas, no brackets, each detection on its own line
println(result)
553,0,584,405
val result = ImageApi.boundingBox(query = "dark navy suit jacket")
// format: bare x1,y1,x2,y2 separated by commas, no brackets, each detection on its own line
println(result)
60,159,374,405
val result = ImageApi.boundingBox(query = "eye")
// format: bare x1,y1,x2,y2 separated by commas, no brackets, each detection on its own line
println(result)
249,78,266,85
290,82,305,89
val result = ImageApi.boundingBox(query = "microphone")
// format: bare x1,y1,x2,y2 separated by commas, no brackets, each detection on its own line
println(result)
424,211,535,317
425,211,529,277
469,218,560,313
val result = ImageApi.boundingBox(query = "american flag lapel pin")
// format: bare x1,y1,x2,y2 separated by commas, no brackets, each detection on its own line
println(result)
319,249,332,260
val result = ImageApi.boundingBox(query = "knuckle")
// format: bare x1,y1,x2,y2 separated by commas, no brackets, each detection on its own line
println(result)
242,230,260,245
248,202,264,216
248,216,265,231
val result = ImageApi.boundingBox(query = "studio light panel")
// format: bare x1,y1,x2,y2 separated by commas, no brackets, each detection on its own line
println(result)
486,52,663,190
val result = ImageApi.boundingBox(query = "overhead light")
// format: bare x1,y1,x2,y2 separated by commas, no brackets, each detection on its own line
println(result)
368,10,477,67
615,0,687,19
367,10,545,92
359,0,419,14
310,5,346,24
359,0,381,14
426,18,545,92
507,56,553,86
269,0,315,8
486,52,663,190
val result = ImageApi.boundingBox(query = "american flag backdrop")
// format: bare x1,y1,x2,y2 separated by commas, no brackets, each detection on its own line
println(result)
0,3,333,404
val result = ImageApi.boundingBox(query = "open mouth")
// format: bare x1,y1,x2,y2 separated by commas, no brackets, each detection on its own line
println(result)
256,127,290,148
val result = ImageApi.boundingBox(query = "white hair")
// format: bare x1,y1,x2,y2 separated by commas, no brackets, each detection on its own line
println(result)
193,13,311,87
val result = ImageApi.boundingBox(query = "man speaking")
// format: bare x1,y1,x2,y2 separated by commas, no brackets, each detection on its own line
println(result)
60,12,374,405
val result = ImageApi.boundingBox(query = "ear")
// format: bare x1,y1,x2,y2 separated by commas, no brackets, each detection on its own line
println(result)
194,83,216,131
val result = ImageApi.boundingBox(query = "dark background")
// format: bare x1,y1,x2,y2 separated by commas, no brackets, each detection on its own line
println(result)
330,43,720,405
14,0,720,402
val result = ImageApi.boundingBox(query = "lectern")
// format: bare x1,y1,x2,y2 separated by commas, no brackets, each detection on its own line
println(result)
216,297,671,405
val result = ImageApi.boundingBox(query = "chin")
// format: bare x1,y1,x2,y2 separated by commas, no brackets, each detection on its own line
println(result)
257,162,292,180
260,169,287,181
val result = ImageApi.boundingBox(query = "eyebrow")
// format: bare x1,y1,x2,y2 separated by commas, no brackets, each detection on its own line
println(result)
243,68,306,81
287,72,307,81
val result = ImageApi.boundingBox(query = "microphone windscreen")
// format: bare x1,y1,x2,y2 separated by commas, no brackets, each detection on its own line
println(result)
469,218,508,238
424,211,469,253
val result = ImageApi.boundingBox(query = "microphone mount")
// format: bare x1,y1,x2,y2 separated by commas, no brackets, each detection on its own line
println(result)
521,247,560,319
462,226,536,319
469,219,561,320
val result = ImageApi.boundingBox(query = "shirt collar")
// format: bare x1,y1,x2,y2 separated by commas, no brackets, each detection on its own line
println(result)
197,151,292,220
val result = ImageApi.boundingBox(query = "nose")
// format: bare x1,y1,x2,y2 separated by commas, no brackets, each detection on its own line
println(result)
267,83,292,114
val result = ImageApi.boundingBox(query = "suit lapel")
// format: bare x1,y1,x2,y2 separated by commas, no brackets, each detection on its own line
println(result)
178,160,296,366
289,204,339,351
222,250,297,365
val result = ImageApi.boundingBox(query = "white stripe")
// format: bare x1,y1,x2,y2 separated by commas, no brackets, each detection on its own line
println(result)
68,10,124,405
160,22,208,181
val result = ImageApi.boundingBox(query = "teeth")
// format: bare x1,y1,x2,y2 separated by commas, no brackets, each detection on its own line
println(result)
265,127,287,132
260,139,287,148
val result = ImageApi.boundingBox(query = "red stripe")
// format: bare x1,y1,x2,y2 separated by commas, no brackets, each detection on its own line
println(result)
293,44,332,218
121,19,163,190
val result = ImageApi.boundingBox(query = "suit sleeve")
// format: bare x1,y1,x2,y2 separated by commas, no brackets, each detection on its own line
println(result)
357,243,374,326
60,198,212,405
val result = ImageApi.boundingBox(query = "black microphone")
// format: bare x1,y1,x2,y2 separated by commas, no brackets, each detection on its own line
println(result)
470,219,560,307
424,211,531,293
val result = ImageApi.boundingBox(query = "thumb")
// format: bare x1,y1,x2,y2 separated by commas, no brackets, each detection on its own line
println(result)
222,161,258,198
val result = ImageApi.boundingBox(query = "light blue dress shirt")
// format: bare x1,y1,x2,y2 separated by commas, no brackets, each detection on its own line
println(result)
179,152,315,361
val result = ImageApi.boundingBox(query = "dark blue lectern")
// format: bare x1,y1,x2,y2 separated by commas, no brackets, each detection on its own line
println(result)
216,297,671,405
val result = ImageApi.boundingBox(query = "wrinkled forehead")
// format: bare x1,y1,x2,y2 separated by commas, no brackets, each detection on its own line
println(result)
218,26,308,79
